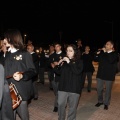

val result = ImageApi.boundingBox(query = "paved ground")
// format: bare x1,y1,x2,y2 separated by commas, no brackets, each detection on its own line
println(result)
16,78,120,120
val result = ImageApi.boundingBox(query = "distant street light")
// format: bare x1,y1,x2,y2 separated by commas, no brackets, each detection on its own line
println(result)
24,34,27,45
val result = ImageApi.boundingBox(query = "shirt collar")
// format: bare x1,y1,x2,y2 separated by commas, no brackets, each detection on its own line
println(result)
9,47,19,53
107,50,113,53
30,52,35,54
56,51,62,54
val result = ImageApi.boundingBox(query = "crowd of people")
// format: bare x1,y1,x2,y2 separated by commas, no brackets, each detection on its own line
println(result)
0,29,119,120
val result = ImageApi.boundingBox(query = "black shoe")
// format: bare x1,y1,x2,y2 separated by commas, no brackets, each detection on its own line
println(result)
88,90,91,92
104,105,108,110
53,107,58,112
95,102,103,107
50,88,53,91
33,97,38,100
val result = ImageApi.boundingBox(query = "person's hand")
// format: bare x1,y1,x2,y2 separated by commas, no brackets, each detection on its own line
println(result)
102,47,106,52
63,57,70,63
13,72,23,81
96,51,101,54
51,63,55,68
58,59,63,65
82,52,85,55
53,62,58,66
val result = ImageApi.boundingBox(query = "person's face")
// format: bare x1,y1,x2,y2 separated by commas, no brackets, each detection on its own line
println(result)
77,40,82,46
55,44,61,52
1,44,7,52
85,46,90,52
66,46,74,59
49,46,54,52
39,47,42,52
105,42,113,51
3,38,11,48
27,46,33,53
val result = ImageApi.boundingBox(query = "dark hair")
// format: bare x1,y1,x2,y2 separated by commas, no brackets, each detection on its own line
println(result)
49,44,54,47
54,42,61,47
67,44,81,61
106,40,114,46
4,29,24,49
77,38,82,42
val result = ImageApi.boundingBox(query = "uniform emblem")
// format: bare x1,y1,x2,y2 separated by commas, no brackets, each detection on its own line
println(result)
59,56,62,59
14,55,22,60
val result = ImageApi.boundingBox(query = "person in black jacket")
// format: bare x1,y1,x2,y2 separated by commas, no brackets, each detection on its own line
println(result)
0,44,10,66
27,44,39,100
77,38,84,54
94,40,118,110
51,42,66,112
38,47,46,84
52,44,83,120
3,29,36,120
47,44,55,90
81,46,94,92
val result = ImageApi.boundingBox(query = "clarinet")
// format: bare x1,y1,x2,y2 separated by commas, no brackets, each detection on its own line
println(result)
57,57,69,68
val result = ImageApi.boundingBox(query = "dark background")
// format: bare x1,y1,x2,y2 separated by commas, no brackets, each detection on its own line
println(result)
0,1,120,51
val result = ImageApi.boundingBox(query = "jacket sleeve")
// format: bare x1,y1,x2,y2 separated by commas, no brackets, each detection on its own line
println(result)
0,64,4,107
22,52,37,81
69,60,83,75
53,65,62,75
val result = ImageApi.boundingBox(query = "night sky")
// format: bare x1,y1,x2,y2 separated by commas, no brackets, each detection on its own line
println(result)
0,1,120,51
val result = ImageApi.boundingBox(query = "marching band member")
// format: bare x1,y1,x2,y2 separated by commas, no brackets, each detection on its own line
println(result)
52,44,83,120
3,29,36,120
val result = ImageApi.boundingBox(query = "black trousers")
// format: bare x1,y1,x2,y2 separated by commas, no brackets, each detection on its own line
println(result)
39,68,45,83
82,72,92,91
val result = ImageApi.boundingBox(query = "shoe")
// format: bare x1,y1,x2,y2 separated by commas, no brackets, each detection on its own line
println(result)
50,88,53,91
88,90,91,92
33,97,38,100
95,102,103,107
53,107,58,112
104,105,108,110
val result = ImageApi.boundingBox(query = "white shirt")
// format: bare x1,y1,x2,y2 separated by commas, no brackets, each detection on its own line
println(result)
9,47,19,53
56,51,62,54
107,50,113,53
30,52,35,54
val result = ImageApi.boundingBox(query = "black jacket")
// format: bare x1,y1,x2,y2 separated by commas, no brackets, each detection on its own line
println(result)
81,52,94,73
47,52,55,81
0,51,10,66
95,51,118,81
38,52,46,68
31,52,39,74
5,50,36,101
54,60,83,94
51,52,66,82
